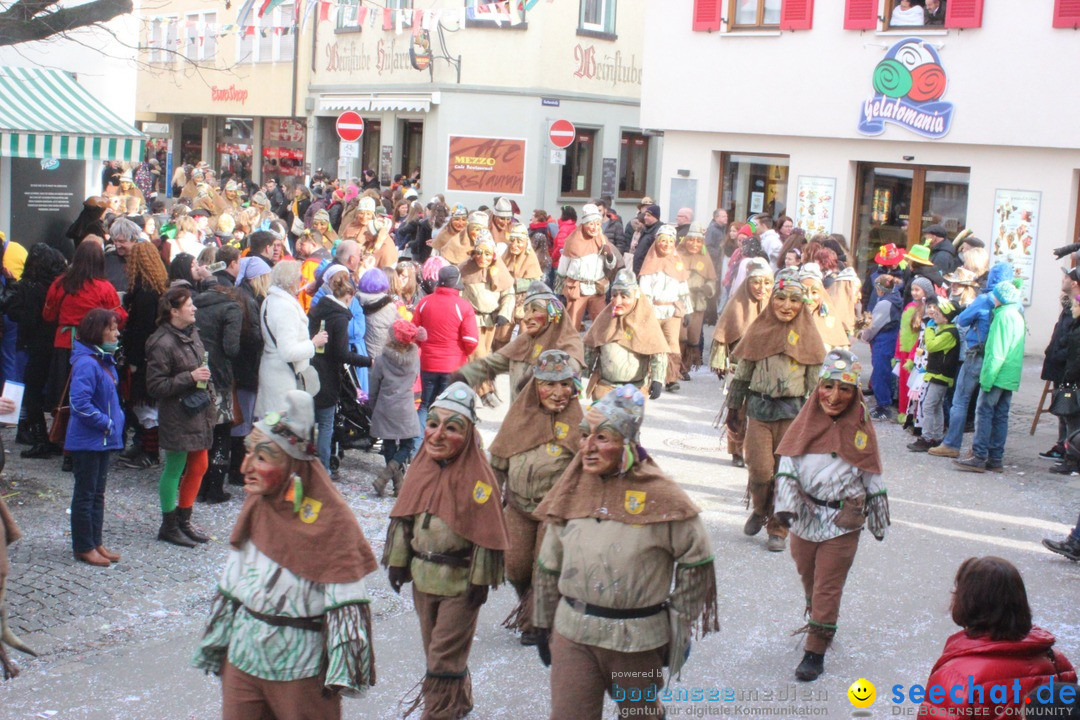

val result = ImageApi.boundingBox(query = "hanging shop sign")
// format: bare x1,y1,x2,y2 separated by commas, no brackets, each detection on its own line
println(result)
446,135,527,195
410,29,432,71
991,189,1039,306
857,38,954,139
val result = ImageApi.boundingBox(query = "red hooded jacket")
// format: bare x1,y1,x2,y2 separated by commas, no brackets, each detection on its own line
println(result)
43,276,128,349
921,627,1076,718
412,287,479,373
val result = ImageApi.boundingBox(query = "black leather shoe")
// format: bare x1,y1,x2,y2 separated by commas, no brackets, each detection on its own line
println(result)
61,455,73,472
795,651,825,682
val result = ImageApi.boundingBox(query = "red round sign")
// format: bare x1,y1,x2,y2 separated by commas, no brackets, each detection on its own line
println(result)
548,119,576,149
336,111,365,142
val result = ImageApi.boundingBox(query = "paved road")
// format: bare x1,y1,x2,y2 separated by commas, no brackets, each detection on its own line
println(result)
2,351,1078,719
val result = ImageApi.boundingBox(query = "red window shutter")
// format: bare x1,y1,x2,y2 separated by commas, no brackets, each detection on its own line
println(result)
692,0,721,31
844,0,877,30
944,0,983,28
780,0,814,30
1054,0,1080,28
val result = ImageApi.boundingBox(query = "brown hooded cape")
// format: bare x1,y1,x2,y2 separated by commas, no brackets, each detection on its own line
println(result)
459,256,514,292
639,242,690,282
498,312,584,365
561,226,607,259
678,246,718,282
712,275,770,346
583,296,670,356
502,246,543,282
488,378,583,460
731,300,825,365
776,386,882,474
431,227,474,264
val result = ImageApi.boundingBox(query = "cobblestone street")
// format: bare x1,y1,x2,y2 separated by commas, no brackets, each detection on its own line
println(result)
2,357,1078,718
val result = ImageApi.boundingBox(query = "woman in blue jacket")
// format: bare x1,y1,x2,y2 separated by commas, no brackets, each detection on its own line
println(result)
67,308,125,567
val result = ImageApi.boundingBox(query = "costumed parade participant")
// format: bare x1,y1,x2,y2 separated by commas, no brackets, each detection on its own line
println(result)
726,268,825,553
773,349,890,682
192,390,378,719
489,197,514,250
710,258,773,468
487,350,583,646
458,230,515,407
309,209,338,252
677,222,718,378
637,224,692,391
555,203,620,331
582,269,670,401
532,384,719,720
497,222,543,348
346,196,399,268
383,382,509,720
455,281,583,403
429,205,473,265
799,263,852,351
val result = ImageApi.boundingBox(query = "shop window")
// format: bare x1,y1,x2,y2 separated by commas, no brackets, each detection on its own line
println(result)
719,152,789,224
618,131,648,199
217,117,255,185
579,0,616,38
852,162,969,274
465,0,526,28
361,120,381,179
729,0,781,29
561,129,597,199
400,121,423,181
262,118,306,182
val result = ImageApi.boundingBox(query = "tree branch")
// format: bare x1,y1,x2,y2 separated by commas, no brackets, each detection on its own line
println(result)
0,0,133,47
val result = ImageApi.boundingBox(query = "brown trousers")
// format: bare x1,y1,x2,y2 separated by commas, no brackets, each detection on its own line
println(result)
659,316,682,384
789,530,861,654
504,503,547,633
470,327,496,397
411,588,480,720
222,661,340,720
679,310,705,371
725,403,747,458
566,293,608,332
549,631,667,720
744,416,794,539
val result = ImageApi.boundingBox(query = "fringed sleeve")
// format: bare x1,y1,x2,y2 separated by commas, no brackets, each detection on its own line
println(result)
468,545,505,589
667,560,719,679
190,591,237,676
322,601,376,694
864,472,890,541
533,523,564,630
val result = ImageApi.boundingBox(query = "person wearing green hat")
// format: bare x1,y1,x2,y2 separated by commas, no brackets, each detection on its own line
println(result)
909,297,960,453
955,280,1026,472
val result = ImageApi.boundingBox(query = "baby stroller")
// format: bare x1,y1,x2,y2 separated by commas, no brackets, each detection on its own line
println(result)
331,363,375,471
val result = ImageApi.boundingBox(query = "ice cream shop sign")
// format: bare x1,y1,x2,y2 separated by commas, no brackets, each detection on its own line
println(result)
857,38,954,139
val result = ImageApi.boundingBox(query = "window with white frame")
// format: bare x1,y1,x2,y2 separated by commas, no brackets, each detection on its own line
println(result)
148,16,179,64
464,0,526,28
580,0,616,36
183,12,217,62
337,0,360,31
238,3,296,64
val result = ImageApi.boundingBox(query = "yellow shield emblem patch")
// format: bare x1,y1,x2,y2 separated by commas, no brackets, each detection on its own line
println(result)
299,497,323,524
624,328,634,341
545,442,562,457
625,490,646,515
695,261,705,271
787,329,799,345
532,342,543,359
473,481,493,504
553,422,569,440
675,262,685,272
854,431,868,450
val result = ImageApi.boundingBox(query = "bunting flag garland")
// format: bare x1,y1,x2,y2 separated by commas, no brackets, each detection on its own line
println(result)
257,0,287,19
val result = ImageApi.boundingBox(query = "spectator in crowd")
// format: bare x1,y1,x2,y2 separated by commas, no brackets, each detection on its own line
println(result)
674,207,694,238
145,286,216,548
356,267,401,360
924,0,946,25
1046,289,1080,476
891,0,925,26
955,280,1026,473
596,197,625,253
66,309,125,567
369,320,423,496
551,205,578,272
104,218,140,293
924,225,961,275
908,298,960,453
631,203,663,275
860,274,903,420
228,256,271,485
921,557,1075,716
1038,272,1077,463
1043,514,1080,562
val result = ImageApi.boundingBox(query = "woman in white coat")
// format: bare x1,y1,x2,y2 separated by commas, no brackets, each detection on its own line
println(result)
256,260,328,418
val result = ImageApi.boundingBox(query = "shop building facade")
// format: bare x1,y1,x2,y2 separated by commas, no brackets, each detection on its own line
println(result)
642,0,1080,349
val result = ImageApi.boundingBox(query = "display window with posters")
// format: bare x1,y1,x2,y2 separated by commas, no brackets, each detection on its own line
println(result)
217,117,254,184
262,118,306,182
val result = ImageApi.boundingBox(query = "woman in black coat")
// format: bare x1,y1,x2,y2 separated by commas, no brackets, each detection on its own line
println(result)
228,256,270,484
1050,293,1080,475
193,283,242,502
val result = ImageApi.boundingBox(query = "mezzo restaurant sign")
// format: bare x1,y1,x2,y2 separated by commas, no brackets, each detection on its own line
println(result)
857,38,954,139
446,136,527,195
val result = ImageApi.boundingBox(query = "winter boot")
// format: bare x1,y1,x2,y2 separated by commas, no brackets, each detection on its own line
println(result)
15,419,33,445
118,426,143,462
372,463,393,497
198,466,233,504
795,651,825,682
176,506,210,543
389,460,405,496
20,419,57,459
157,509,197,548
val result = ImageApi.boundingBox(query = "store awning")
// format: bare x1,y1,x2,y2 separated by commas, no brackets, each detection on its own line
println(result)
0,66,144,163
318,92,441,114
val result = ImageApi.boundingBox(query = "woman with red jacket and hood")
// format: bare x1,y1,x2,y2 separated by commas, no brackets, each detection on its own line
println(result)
922,556,1075,718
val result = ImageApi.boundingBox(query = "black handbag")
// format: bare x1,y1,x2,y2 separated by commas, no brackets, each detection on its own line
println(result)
1050,385,1080,417
180,388,212,415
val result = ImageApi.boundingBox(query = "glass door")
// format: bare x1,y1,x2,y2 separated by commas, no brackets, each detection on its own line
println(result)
400,120,423,179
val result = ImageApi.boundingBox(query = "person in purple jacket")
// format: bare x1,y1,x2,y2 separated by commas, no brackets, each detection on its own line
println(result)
66,308,125,567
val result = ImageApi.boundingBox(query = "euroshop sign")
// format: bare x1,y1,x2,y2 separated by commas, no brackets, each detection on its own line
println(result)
857,38,954,139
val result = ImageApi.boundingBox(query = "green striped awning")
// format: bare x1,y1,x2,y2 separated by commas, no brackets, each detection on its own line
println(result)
0,66,144,163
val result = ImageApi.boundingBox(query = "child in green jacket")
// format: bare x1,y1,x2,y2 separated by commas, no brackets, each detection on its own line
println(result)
910,298,960,452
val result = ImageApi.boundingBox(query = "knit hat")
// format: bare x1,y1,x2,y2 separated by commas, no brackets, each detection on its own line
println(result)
358,267,389,294
254,390,317,461
993,280,1021,305
472,229,496,252
450,203,468,218
737,224,755,238
522,280,558,306
904,243,934,266
358,197,376,213
610,268,639,294
874,242,905,267
911,276,935,298
685,222,706,239
534,349,578,382
656,224,677,239
313,209,331,224
818,348,862,386
644,204,662,220
493,197,513,219
798,262,824,283
234,256,272,287
437,265,464,290
421,256,448,282
392,319,425,345
587,383,645,444
119,171,133,183
509,223,529,240
431,382,479,424
746,257,772,279
581,203,602,224
467,211,488,227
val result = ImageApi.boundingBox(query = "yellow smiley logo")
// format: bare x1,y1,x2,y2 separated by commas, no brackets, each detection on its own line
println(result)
847,678,876,708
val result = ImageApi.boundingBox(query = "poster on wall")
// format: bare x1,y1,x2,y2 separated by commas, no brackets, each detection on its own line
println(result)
10,157,85,253
446,135,527,195
991,189,1039,306
795,176,836,236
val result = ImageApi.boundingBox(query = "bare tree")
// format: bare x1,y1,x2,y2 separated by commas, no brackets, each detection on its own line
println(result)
0,0,135,47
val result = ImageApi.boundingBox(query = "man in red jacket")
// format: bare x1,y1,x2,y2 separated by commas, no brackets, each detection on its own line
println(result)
412,265,479,430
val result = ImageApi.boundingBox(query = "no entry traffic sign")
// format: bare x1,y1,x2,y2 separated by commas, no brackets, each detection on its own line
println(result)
548,119,576,149
336,111,365,142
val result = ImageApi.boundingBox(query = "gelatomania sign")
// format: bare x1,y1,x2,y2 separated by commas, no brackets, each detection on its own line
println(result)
857,38,954,139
